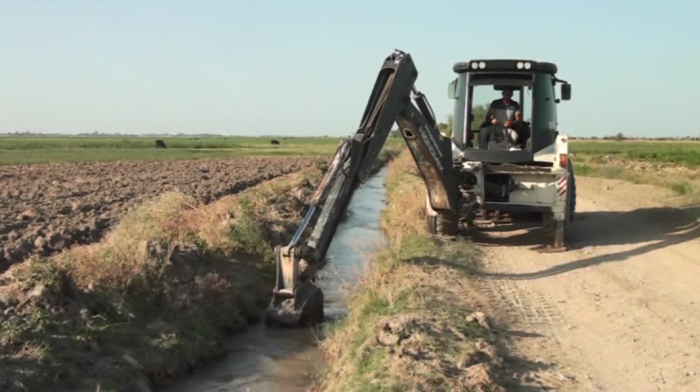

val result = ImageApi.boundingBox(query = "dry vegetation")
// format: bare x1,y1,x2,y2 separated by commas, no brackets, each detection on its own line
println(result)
316,151,506,392
0,164,326,392
0,145,402,392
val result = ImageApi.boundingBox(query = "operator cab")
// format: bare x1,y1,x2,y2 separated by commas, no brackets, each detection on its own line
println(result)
448,60,571,164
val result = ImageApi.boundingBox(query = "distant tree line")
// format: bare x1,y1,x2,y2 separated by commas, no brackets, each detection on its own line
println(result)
571,133,700,141
434,104,491,138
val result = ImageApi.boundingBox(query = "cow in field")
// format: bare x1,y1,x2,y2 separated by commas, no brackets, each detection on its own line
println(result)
155,140,167,149
270,139,280,145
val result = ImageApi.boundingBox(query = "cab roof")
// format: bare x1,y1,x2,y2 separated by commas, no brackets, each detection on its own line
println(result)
453,59,558,74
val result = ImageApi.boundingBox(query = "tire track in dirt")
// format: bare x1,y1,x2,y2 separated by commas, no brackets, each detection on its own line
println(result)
0,156,323,270
471,250,580,392
471,177,700,392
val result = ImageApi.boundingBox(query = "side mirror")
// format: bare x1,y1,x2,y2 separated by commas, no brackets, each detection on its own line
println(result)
448,78,458,99
561,83,572,101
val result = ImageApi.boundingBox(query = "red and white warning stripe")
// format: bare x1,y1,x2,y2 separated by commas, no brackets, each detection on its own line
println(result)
556,176,567,197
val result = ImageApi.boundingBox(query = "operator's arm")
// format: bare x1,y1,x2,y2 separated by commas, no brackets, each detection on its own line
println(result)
504,103,522,129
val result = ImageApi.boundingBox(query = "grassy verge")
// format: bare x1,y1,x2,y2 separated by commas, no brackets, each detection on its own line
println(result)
569,140,700,202
0,148,329,165
0,136,344,150
570,140,700,167
0,137,405,165
316,151,506,392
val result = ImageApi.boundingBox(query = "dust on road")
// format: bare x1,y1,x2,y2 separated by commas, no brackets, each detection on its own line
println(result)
471,177,700,392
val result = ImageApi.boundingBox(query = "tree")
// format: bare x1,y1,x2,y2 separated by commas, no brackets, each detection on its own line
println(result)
471,104,490,129
436,104,491,139
437,114,453,137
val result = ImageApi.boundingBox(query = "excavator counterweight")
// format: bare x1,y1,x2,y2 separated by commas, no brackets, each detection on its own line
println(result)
264,50,459,327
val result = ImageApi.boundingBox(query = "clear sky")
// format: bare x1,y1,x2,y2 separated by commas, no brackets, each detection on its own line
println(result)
1,0,698,137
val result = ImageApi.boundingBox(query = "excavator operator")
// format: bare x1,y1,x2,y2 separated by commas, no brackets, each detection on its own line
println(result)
479,87,523,149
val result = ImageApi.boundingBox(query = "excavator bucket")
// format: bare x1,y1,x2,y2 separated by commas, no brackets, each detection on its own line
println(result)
265,245,324,327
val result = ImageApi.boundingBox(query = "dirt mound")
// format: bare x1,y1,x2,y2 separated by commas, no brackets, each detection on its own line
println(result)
0,250,270,392
0,156,321,270
369,313,505,392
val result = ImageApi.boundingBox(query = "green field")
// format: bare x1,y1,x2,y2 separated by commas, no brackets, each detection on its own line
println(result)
0,136,404,165
570,140,700,200
5,136,696,168
570,140,700,167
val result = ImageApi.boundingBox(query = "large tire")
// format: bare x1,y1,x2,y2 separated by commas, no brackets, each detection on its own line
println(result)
427,211,459,235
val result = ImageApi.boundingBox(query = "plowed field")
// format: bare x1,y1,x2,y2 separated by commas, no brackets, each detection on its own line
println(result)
0,157,321,270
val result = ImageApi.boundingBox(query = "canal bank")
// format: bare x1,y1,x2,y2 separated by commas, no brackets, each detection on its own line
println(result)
159,166,390,392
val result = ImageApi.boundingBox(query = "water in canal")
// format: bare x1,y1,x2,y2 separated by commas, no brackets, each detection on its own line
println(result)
160,166,389,392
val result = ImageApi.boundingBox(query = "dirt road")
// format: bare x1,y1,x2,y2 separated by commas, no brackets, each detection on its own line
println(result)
472,177,700,392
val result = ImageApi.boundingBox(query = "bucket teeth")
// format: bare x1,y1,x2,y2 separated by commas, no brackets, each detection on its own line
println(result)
266,281,324,327
265,245,324,327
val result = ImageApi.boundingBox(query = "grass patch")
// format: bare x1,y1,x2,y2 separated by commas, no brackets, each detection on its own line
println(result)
572,153,700,202
570,140,700,201
318,150,503,392
228,195,277,262
0,136,343,150
0,136,405,165
571,140,700,167
670,183,691,195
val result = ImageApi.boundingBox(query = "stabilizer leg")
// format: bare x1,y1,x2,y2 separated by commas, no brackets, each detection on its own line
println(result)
539,213,568,253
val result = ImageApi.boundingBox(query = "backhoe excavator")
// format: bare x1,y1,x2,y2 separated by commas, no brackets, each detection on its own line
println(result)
265,49,574,327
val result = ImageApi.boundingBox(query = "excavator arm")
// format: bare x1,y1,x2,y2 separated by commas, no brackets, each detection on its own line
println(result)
265,50,460,327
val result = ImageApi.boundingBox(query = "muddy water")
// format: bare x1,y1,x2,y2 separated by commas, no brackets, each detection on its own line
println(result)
161,166,388,392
